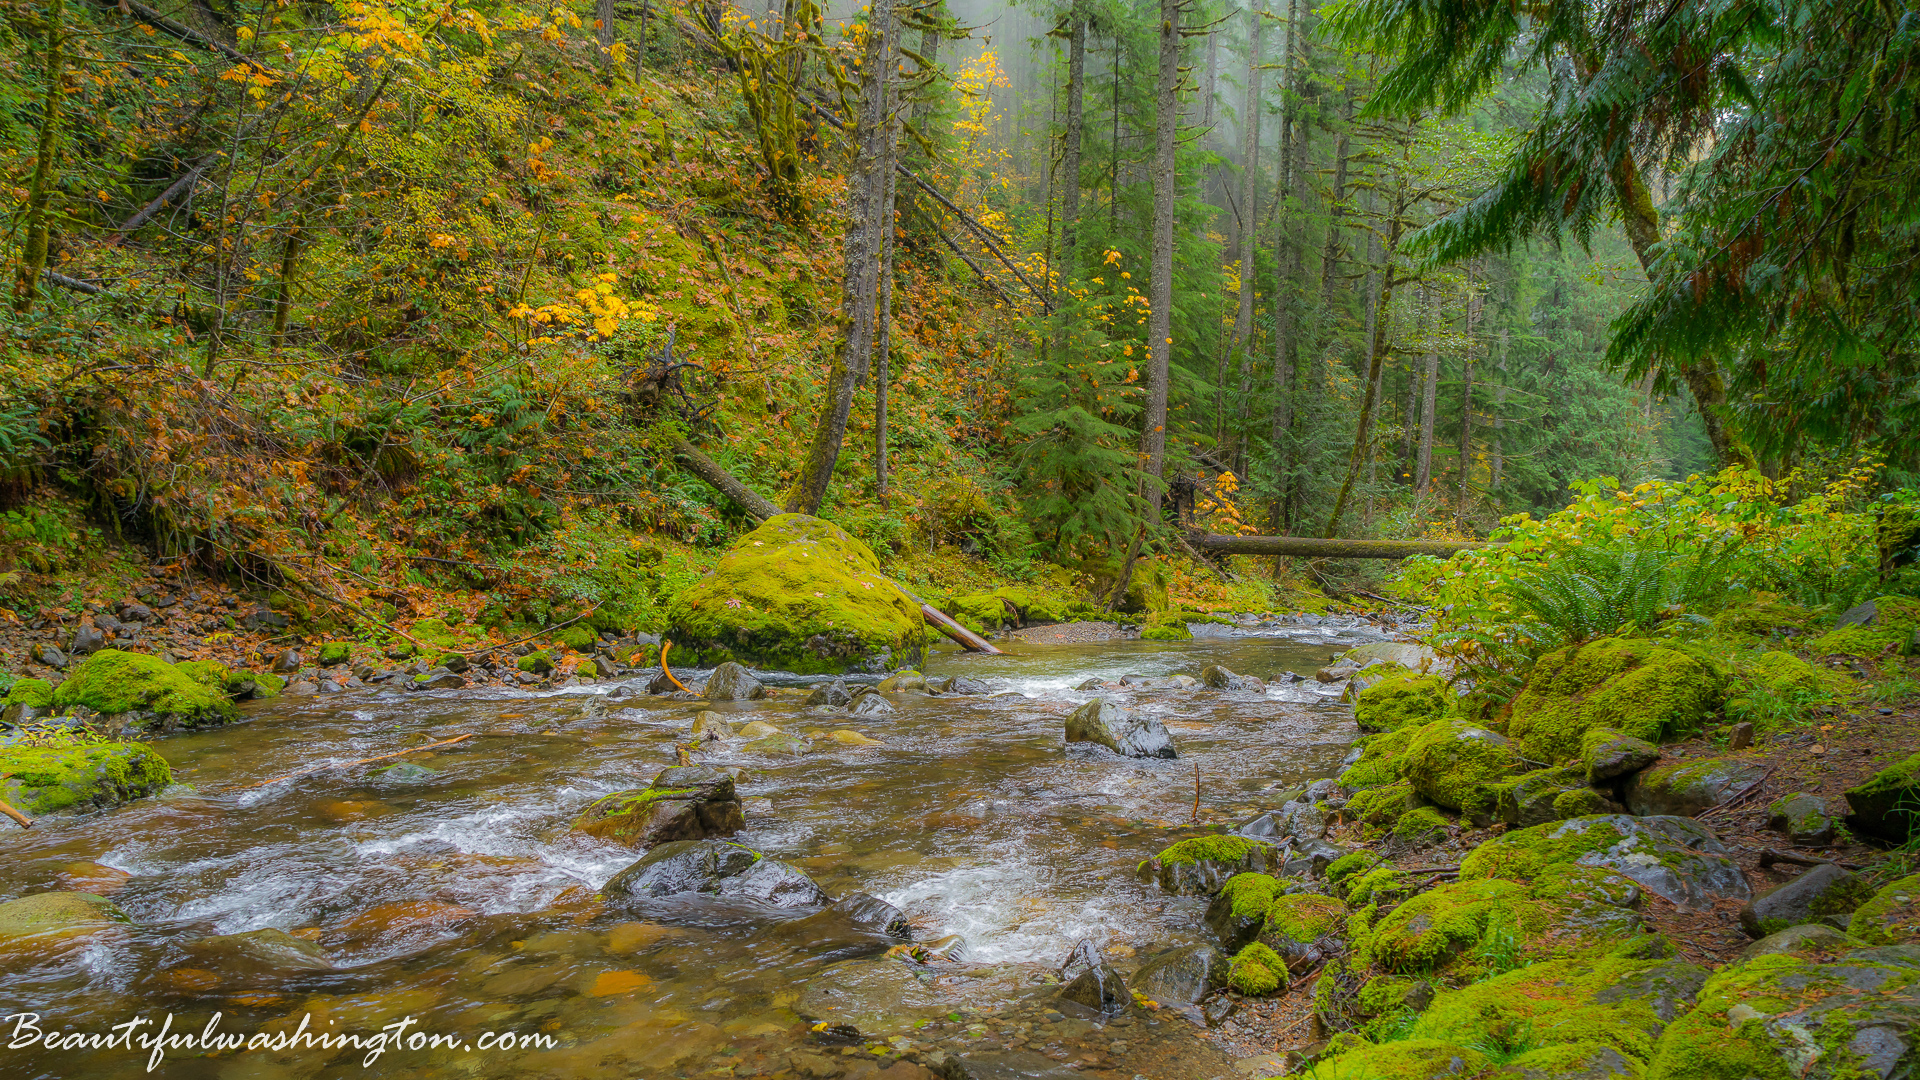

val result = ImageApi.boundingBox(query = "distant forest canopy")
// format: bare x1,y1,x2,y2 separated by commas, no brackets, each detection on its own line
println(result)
0,0,1913,597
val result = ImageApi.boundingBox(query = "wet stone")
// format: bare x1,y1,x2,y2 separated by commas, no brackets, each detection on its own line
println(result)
1064,698,1176,759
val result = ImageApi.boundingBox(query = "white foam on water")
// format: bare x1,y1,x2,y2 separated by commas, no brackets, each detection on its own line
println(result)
879,860,1144,964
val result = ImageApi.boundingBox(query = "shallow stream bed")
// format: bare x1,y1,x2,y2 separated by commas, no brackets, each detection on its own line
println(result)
0,621,1382,1079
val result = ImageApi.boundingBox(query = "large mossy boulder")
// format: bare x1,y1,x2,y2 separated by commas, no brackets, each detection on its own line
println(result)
1645,940,1920,1079
1503,637,1726,764
1625,756,1770,818
49,649,237,732
1351,671,1449,734
0,739,172,815
1461,814,1751,911
1846,752,1920,842
667,514,928,675
1401,718,1524,818
1346,874,1647,980
1810,595,1920,657
1141,835,1284,896
1338,725,1420,790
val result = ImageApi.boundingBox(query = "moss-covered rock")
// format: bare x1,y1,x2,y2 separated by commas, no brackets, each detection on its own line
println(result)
1393,805,1450,843
1849,873,1920,947
317,642,351,666
1142,835,1285,896
556,624,597,653
410,618,458,648
0,738,172,815
1645,942,1920,1079
4,677,53,708
1139,621,1192,641
1227,941,1287,995
1809,598,1920,657
1338,725,1420,790
1581,727,1661,783
1263,893,1348,965
1206,872,1286,950
1731,650,1841,704
1809,625,1905,657
1624,756,1769,817
1352,672,1450,734
516,650,554,675
572,765,744,848
1499,764,1598,828
1305,1040,1489,1080
50,650,237,731
1843,752,1920,842
944,593,1015,634
250,672,285,698
1353,874,1648,981
1765,792,1837,845
1347,781,1424,828
669,514,928,675
1504,637,1727,763
0,891,131,947
1711,597,1817,640
1401,718,1524,818
1462,814,1751,911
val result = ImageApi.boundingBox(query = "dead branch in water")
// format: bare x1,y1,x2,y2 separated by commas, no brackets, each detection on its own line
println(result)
659,640,693,693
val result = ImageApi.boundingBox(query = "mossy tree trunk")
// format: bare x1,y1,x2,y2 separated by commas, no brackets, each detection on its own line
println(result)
12,0,65,315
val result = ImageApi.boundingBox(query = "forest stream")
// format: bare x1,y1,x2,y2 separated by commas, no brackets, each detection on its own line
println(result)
0,620,1387,1080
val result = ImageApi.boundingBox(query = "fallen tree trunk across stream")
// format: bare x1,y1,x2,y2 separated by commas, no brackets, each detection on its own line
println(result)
1191,533,1495,559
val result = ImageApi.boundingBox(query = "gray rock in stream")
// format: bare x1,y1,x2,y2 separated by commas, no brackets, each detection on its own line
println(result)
803,679,852,707
1130,942,1226,1006
1064,697,1176,759
1056,938,1130,1016
602,839,827,908
703,662,767,701
185,927,333,973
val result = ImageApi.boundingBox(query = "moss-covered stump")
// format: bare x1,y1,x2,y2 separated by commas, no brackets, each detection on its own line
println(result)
0,891,131,949
668,514,928,675
1849,873,1920,947
1503,637,1726,763
48,650,238,732
1461,814,1751,910
571,765,744,848
0,739,172,815
1624,756,1769,817
1351,672,1449,734
1645,940,1920,1079
1845,752,1920,843
1140,835,1284,896
1401,718,1524,819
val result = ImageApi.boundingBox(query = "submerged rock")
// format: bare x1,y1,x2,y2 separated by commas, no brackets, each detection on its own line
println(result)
796,958,1031,1039
703,662,767,701
1064,697,1176,759
1132,943,1227,1007
185,927,333,972
849,693,895,716
602,839,827,908
0,891,130,948
667,514,929,675
572,765,744,848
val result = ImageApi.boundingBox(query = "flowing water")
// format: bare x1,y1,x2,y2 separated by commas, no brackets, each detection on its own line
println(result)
0,620,1388,1079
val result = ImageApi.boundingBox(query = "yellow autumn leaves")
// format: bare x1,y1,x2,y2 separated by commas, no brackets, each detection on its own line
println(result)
506,273,660,344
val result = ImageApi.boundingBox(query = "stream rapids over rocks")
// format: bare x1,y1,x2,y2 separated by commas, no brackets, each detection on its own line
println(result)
0,616,1399,1080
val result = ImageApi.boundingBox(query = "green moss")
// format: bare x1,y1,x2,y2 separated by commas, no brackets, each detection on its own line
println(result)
251,672,285,698
0,739,172,815
1409,955,1697,1066
1711,597,1817,639
172,660,230,692
1460,816,1636,882
1553,787,1614,817
1139,623,1191,641
1848,872,1920,946
1393,805,1449,842
50,650,236,725
1352,672,1449,734
517,651,554,674
4,677,53,708
1264,894,1347,948
1356,878,1541,975
411,618,458,648
1738,650,1839,697
1154,835,1267,868
1303,1039,1488,1080
557,624,597,652
1345,866,1412,906
1346,781,1422,826
1219,872,1285,920
1327,851,1384,886
317,642,351,666
1339,726,1420,790
1227,942,1287,996
669,514,929,675
1810,625,1907,657
1356,976,1421,1017
1504,637,1727,762
1401,718,1522,813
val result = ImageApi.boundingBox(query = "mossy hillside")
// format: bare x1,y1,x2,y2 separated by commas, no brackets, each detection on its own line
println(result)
4,678,52,708
1339,726,1420,790
0,739,172,815
1400,718,1523,814
945,593,1016,634
50,650,237,726
1503,637,1727,763
669,515,929,675
1848,873,1920,946
1227,941,1287,995
1351,672,1450,733
1644,947,1920,1079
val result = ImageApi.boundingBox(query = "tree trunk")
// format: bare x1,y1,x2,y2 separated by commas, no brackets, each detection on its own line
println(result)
1492,310,1508,494
12,0,64,315
1194,533,1492,558
1230,8,1263,365
1273,0,1309,537
785,0,894,515
596,0,615,50
674,437,781,520
1059,8,1086,267
1457,269,1479,518
1415,302,1439,494
1324,154,1409,538
876,51,900,497
1317,93,1354,313
1141,0,1180,494
636,0,648,76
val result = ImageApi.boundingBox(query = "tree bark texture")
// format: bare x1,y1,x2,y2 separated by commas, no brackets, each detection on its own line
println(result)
13,0,64,314
1458,270,1479,516
597,0,615,49
875,62,899,496
1416,297,1439,494
1059,8,1086,270
1324,156,1409,538
1230,8,1263,364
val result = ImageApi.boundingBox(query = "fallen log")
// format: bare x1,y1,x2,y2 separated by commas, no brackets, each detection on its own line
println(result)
1191,534,1495,559
907,592,1004,656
